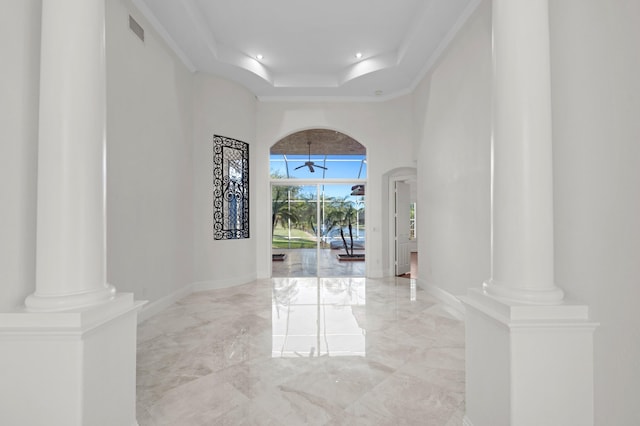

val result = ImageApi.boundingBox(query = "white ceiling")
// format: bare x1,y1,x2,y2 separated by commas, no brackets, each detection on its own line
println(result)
132,0,480,101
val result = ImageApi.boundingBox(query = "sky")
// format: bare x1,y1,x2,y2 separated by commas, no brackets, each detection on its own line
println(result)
270,154,366,180
270,154,367,199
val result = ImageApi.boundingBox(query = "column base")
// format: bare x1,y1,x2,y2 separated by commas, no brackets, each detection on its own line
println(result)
461,288,598,426
0,293,145,426
25,284,116,312
483,279,564,305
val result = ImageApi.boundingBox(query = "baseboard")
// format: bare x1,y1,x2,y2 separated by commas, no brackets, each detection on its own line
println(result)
137,285,192,324
416,279,466,320
138,273,258,323
368,268,386,278
138,276,462,324
192,272,257,292
462,415,474,426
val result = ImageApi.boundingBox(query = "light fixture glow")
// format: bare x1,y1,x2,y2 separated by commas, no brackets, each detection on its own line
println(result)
355,52,363,59
256,54,263,60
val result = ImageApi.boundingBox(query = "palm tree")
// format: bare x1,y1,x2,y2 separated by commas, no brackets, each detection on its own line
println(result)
338,203,357,257
320,196,346,240
297,194,318,235
272,184,300,233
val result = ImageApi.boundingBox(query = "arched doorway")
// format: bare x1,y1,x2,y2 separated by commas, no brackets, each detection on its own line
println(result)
269,129,367,277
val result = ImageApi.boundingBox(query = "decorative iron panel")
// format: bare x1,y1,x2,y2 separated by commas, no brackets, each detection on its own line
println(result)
213,135,249,240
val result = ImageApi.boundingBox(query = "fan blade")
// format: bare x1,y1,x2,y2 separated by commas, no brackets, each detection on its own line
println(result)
309,164,315,172
294,164,306,170
315,165,328,170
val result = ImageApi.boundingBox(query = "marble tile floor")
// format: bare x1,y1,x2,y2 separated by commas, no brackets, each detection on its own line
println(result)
136,276,465,425
271,249,366,277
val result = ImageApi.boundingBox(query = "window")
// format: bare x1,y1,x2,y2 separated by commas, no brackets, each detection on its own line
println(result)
270,154,366,180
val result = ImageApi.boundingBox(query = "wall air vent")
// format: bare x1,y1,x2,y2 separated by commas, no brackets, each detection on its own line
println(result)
129,15,144,42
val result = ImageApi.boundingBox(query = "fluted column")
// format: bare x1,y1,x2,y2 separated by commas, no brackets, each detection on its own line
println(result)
25,0,115,310
483,0,564,304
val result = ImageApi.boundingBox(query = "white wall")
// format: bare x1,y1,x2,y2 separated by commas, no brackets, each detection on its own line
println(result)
106,0,195,302
255,98,415,279
0,0,41,311
414,0,640,422
192,74,257,288
550,1,640,424
413,0,492,297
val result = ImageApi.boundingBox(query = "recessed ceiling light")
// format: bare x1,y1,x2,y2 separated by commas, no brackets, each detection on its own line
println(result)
256,54,263,60
355,52,363,59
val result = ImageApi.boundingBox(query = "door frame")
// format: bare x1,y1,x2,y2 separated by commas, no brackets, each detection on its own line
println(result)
387,171,417,277
394,180,411,275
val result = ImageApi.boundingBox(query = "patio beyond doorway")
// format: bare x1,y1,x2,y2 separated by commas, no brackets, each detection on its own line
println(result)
272,248,365,277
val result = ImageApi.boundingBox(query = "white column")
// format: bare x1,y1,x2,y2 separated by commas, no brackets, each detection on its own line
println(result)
1,3,142,424
463,2,597,424
482,0,564,304
25,0,114,311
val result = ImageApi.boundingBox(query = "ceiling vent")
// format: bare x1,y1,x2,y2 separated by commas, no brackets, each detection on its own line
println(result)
129,15,144,42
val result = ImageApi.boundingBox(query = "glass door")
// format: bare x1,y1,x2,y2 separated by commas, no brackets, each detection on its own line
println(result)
272,183,365,277
318,184,365,277
271,184,318,277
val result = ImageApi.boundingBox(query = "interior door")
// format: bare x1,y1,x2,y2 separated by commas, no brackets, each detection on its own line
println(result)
395,181,411,275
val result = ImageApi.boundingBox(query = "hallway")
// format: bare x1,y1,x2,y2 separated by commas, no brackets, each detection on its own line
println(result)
136,277,465,425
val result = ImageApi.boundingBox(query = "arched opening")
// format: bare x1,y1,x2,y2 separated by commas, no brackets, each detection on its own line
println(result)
269,129,367,277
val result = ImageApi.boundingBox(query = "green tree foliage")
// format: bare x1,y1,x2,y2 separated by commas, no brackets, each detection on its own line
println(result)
271,177,365,255
271,180,300,234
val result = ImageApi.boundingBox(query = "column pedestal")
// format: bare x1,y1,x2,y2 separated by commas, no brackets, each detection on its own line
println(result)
464,0,598,424
462,290,597,426
0,0,146,424
0,296,145,425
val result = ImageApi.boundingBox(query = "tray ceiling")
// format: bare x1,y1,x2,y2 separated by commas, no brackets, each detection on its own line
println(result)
132,0,479,100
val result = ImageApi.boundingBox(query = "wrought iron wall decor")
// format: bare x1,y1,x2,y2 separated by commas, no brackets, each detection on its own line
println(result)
213,135,249,240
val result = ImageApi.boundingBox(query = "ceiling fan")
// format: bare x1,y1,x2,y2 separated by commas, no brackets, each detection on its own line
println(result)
294,141,327,173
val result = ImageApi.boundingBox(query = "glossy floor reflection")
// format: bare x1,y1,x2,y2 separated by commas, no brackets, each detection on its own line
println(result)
271,249,366,277
137,277,465,425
